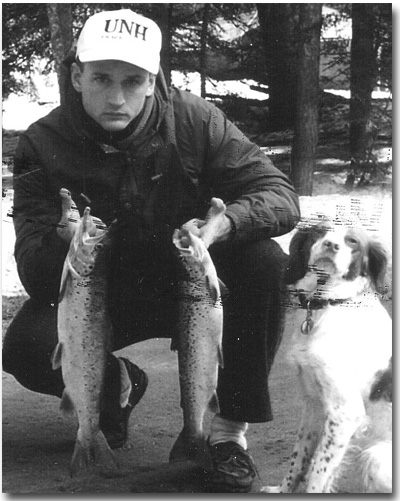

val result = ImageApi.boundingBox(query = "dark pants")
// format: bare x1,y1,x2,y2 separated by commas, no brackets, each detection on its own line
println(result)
3,239,287,423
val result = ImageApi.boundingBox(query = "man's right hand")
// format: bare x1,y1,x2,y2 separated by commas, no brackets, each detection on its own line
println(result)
57,188,80,243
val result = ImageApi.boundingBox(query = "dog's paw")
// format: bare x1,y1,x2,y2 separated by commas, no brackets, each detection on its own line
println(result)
260,485,281,493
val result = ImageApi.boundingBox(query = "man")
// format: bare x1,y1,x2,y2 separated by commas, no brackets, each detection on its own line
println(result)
3,9,300,492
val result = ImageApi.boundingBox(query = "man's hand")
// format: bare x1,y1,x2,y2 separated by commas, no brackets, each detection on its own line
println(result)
181,198,232,249
57,188,80,243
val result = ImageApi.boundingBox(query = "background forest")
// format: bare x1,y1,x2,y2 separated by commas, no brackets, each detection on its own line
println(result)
2,3,392,195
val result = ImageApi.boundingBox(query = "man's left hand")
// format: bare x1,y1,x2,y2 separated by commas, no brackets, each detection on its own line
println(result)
181,198,232,249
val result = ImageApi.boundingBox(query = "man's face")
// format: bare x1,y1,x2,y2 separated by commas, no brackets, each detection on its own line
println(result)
71,60,156,132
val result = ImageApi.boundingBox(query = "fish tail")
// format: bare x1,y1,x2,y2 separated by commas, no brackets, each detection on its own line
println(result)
69,430,118,477
169,430,214,472
70,438,92,477
188,436,214,471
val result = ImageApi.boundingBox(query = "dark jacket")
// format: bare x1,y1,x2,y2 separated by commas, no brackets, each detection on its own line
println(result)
13,59,300,304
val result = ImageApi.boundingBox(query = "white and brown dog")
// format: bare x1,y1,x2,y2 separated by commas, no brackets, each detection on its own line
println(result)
263,219,392,493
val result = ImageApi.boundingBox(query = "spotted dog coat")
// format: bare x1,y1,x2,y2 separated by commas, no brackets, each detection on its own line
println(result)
263,220,392,493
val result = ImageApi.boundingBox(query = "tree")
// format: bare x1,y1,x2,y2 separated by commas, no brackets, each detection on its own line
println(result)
373,4,392,93
2,4,271,102
46,4,73,106
147,4,174,86
290,3,322,195
318,6,352,101
346,4,390,188
257,4,299,131
200,4,210,98
168,4,258,82
2,4,51,98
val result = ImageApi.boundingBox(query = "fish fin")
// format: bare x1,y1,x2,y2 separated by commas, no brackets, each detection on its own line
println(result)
206,274,220,303
218,278,229,299
58,258,71,302
189,437,214,471
170,336,179,352
93,431,119,476
169,430,188,463
69,438,92,477
50,343,62,370
169,431,213,472
70,430,118,477
218,344,224,368
60,390,75,415
208,391,220,414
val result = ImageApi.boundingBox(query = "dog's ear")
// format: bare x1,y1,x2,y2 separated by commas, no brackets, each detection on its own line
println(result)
284,230,313,284
366,238,388,289
284,219,332,285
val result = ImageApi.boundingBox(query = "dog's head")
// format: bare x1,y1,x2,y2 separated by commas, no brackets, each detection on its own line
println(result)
285,220,387,290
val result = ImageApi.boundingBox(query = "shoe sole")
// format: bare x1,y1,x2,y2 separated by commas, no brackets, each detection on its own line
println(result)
108,367,148,449
205,478,254,493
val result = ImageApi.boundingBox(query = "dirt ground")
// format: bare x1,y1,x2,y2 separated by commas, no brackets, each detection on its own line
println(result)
2,296,303,495
1,294,392,495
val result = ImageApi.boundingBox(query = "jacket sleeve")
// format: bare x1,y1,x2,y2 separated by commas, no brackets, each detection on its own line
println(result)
204,105,300,241
12,132,70,303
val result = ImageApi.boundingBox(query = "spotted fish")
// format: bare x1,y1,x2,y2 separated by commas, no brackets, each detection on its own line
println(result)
169,218,224,471
51,202,117,477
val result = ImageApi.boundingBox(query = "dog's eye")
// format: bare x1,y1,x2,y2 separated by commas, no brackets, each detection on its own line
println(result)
345,236,358,246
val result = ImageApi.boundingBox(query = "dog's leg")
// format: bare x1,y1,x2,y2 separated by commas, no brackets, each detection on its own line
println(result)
261,396,324,493
281,400,324,493
302,395,365,493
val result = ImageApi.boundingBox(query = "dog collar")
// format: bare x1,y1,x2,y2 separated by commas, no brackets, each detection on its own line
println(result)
299,295,351,335
299,295,349,310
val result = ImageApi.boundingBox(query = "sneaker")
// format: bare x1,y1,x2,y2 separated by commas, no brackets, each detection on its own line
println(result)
101,358,148,449
207,441,258,493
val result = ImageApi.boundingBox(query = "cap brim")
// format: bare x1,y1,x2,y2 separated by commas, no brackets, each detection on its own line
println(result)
78,47,159,75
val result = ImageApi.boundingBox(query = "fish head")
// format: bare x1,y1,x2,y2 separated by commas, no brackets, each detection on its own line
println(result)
68,207,110,277
173,228,207,281
173,228,223,303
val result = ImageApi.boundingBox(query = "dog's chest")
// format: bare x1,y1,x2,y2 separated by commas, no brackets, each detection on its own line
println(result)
288,302,391,394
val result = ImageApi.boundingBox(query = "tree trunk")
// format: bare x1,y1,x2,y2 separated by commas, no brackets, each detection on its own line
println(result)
347,4,376,188
151,4,173,86
200,4,210,99
46,3,73,106
290,3,322,196
257,4,299,131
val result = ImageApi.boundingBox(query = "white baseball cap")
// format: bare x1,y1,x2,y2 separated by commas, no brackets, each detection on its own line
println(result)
76,9,162,74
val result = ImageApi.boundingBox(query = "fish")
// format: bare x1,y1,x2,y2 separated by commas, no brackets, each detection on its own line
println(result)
169,217,224,471
51,203,118,477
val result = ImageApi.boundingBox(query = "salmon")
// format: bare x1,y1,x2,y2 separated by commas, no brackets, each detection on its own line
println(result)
169,207,225,471
51,202,117,477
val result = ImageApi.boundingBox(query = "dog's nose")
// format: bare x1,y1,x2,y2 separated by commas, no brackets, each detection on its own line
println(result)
323,239,340,252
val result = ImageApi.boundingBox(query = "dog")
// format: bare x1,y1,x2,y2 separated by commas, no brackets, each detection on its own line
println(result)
263,219,392,493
